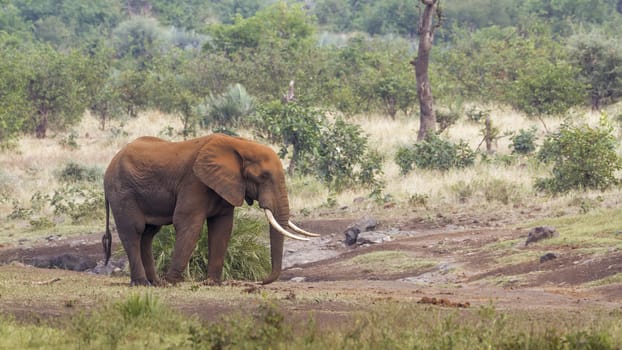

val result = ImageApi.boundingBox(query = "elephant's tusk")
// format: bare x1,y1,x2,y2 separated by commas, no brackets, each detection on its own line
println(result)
288,220,321,237
264,209,309,241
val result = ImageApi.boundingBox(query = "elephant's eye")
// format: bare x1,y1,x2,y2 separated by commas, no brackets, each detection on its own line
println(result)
261,172,270,180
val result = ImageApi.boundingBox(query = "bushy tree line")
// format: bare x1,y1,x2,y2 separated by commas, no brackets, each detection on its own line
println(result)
1,1,622,194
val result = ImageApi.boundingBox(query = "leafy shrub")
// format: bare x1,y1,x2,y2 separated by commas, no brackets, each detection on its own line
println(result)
7,200,33,220
535,116,622,193
57,162,102,183
152,210,270,281
253,100,323,175
395,133,475,174
509,127,538,155
254,101,384,192
313,118,384,191
50,185,105,223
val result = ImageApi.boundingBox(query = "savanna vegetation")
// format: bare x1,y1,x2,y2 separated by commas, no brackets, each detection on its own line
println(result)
2,0,622,348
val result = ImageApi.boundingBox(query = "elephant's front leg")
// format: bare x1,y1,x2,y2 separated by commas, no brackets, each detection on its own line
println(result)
206,213,234,284
165,216,205,284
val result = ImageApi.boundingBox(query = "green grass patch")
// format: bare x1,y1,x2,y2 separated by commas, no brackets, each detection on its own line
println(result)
529,208,622,249
494,250,542,266
587,272,622,287
1,296,621,349
344,251,437,273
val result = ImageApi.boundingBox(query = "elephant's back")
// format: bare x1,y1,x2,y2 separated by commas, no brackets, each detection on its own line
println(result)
104,136,197,191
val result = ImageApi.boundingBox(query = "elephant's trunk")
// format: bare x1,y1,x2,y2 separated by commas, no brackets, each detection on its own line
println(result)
262,200,289,285
262,224,286,284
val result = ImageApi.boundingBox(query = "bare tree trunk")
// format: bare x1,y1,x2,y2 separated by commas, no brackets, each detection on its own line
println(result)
412,0,441,141
35,113,48,139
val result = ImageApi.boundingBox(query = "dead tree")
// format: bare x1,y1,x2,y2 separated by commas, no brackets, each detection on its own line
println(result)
411,0,442,141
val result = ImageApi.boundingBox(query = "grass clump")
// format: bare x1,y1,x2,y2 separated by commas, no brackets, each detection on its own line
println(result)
71,293,192,349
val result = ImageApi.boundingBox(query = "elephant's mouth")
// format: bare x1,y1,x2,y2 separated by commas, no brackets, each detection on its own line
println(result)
263,209,320,241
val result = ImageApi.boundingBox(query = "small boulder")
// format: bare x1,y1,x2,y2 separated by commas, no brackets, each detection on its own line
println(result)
344,217,378,246
540,252,558,263
525,226,558,246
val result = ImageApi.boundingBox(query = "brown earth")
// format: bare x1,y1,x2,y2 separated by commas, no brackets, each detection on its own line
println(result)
1,215,622,326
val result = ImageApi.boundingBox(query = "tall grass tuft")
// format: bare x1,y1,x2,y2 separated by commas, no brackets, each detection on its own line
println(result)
114,293,163,322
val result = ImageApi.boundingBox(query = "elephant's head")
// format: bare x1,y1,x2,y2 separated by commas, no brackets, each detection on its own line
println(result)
192,134,318,284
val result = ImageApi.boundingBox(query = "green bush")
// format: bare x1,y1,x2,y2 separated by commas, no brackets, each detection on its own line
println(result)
57,162,102,183
254,101,384,192
535,116,622,193
395,133,475,174
152,209,271,281
50,185,105,223
509,127,538,155
313,118,384,192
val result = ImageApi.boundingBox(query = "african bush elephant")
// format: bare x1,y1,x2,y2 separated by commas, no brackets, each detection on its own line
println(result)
102,133,319,286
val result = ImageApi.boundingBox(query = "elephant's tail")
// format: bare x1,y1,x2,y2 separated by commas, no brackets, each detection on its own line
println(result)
102,196,112,266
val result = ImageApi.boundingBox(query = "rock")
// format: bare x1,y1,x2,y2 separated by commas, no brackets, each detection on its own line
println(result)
525,226,558,246
540,252,557,263
344,227,360,246
290,276,306,283
357,232,392,244
343,217,378,246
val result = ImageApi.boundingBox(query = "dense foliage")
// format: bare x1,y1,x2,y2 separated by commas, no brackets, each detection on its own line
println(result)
536,116,622,193
1,0,621,195
395,133,475,173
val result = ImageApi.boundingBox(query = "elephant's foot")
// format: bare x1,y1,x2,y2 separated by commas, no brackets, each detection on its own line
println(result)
201,277,222,286
130,278,152,287
150,277,170,287
164,271,184,285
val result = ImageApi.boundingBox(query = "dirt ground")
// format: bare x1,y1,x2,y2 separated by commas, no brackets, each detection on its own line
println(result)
1,213,622,325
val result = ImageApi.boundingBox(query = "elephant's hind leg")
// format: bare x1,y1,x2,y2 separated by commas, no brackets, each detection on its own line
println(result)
141,224,162,286
116,218,151,286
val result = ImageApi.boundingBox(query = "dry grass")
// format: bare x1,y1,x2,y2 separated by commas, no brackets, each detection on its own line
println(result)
1,103,622,239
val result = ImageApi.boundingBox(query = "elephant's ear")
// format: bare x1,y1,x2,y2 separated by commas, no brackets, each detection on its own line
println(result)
193,136,245,207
